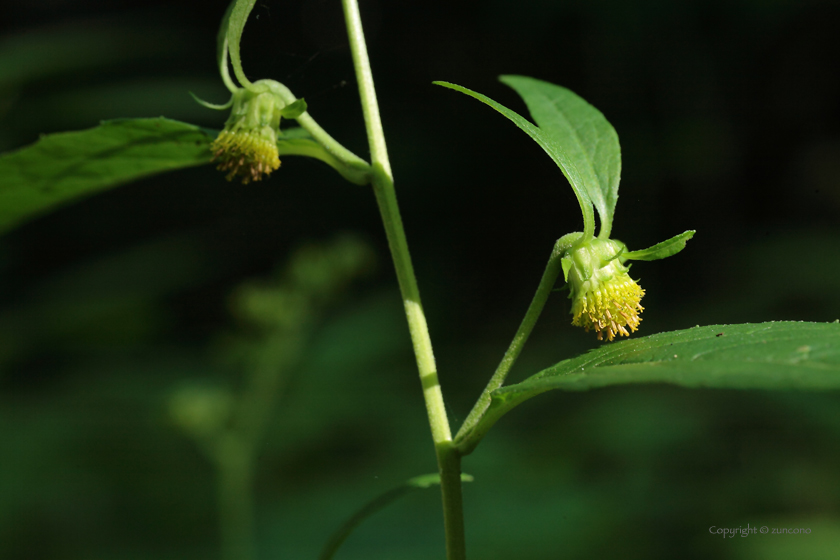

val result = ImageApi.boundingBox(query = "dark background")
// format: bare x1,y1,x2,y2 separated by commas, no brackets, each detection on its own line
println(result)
1,0,840,558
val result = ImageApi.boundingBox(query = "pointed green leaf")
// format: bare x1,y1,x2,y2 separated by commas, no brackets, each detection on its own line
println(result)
457,322,840,453
280,98,308,119
434,80,596,237
319,473,474,560
500,75,622,238
623,230,696,261
226,0,258,88
0,118,214,234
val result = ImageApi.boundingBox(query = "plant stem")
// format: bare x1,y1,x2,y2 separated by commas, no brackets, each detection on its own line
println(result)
341,1,465,558
454,242,565,454
368,166,451,444
340,0,391,179
270,82,371,176
438,443,467,560
216,435,255,560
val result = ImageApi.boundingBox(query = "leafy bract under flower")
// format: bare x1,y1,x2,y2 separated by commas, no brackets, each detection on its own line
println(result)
565,238,645,341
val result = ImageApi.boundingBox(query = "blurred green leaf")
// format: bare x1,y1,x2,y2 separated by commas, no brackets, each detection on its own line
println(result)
0,235,213,363
499,75,622,237
0,23,193,91
736,516,840,560
0,118,213,233
458,322,840,452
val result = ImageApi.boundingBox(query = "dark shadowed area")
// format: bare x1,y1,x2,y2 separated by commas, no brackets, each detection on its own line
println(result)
1,0,839,558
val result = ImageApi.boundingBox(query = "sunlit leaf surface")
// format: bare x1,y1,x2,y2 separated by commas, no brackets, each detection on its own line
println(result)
0,118,214,233
460,322,840,451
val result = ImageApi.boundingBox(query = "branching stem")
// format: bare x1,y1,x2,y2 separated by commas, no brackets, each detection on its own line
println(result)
454,239,568,454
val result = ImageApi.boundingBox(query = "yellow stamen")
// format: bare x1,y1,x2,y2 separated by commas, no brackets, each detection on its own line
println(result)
571,273,645,341
211,129,280,184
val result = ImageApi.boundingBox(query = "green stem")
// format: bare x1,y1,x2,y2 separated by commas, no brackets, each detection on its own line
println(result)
211,337,301,560
438,444,467,560
238,335,298,450
369,167,451,444
454,240,567,454
295,111,370,172
340,0,391,179
215,435,256,560
269,83,371,175
341,1,465,558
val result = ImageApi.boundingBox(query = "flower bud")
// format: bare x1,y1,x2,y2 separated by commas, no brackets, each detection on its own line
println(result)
565,238,645,341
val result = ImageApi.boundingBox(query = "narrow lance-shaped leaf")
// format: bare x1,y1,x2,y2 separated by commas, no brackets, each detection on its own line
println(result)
434,80,596,238
500,75,622,239
456,322,840,454
623,230,696,261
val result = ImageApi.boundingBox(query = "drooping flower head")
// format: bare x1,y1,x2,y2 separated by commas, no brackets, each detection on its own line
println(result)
211,85,282,184
435,77,695,342
563,238,644,341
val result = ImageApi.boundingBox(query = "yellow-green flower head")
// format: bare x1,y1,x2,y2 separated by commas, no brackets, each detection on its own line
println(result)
565,238,644,342
211,86,282,184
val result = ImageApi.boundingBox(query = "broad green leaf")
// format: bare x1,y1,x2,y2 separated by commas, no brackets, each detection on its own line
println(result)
434,80,596,237
623,230,696,261
319,473,474,560
500,75,622,238
457,322,840,454
0,118,213,233
226,0,258,88
0,118,367,235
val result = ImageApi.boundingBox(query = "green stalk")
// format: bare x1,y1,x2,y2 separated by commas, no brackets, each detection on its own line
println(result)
341,0,465,558
215,435,256,560
454,240,566,454
269,82,371,175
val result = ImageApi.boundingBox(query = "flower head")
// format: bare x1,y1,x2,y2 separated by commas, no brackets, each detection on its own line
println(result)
564,238,645,341
211,87,282,184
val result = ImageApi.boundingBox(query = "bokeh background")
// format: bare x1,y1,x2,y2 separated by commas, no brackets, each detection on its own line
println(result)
2,0,840,558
